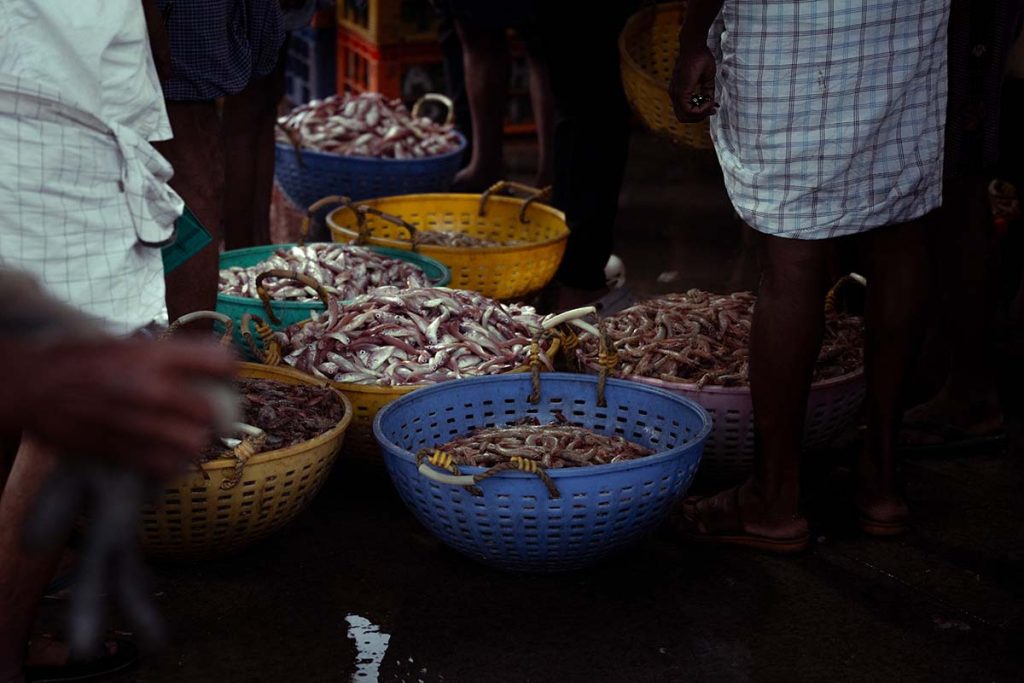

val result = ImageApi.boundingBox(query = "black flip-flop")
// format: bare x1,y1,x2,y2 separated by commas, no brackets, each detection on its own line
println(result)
24,638,138,683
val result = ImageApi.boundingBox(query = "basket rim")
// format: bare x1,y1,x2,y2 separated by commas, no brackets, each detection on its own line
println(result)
216,243,451,311
372,371,713,479
618,1,685,91
196,362,353,471
326,194,570,255
294,336,562,396
581,362,865,395
273,130,467,166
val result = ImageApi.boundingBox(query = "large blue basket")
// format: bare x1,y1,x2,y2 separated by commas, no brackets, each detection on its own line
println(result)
373,373,712,572
274,132,467,210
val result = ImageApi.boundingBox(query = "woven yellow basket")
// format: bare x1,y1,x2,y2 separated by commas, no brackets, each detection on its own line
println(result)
619,2,713,150
322,182,570,300
139,362,352,559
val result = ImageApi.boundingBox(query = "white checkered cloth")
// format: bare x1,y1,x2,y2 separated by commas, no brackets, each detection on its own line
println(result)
0,1,183,334
708,1,950,239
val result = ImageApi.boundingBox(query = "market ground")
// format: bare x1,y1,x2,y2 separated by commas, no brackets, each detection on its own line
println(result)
42,133,1024,682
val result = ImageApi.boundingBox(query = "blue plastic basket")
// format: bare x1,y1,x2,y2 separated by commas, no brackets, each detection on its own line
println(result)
274,132,467,211
373,373,712,572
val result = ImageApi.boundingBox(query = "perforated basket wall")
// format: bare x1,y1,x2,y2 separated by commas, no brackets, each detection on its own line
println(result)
373,373,711,572
274,134,465,211
139,363,352,559
328,193,569,300
630,371,865,478
619,2,713,150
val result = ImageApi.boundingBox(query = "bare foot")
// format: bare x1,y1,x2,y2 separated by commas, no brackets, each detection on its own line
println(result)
451,166,501,193
854,494,908,523
673,483,809,553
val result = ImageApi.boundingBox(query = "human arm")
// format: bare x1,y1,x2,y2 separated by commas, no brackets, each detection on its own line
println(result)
669,0,725,122
0,270,234,478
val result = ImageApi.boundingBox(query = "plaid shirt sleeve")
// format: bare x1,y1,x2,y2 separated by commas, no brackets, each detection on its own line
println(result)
156,0,285,101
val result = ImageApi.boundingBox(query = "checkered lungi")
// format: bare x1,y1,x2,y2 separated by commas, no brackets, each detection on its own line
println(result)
709,1,951,239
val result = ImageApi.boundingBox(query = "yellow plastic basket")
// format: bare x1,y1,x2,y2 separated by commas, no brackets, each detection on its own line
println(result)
322,182,570,300
139,362,352,559
619,2,713,150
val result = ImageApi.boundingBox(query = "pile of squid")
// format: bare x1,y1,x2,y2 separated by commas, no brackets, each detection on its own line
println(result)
581,290,864,388
280,286,551,386
276,93,461,159
200,378,345,462
438,415,653,468
218,244,430,302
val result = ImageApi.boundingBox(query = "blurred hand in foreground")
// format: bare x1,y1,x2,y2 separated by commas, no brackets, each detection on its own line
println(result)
0,338,235,478
670,44,719,123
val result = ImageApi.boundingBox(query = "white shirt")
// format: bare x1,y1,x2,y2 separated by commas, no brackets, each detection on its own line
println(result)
0,0,183,334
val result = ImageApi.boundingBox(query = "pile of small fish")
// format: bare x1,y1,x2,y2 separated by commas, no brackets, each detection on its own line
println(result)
581,290,864,388
439,416,653,468
218,244,430,302
413,231,510,248
200,378,345,462
276,93,462,159
281,286,551,386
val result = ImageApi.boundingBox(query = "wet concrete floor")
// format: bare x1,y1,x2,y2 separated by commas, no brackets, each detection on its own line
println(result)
40,133,1024,682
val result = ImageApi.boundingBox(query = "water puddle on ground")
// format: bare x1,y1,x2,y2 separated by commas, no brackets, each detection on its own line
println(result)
346,614,391,681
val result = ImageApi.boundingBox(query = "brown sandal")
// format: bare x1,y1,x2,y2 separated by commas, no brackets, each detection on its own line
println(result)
672,486,810,554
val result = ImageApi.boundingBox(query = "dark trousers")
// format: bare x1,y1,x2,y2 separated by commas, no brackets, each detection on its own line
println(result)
539,2,634,290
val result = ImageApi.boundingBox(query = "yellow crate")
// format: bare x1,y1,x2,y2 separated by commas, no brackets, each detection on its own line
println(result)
139,362,352,559
326,184,569,300
619,2,713,150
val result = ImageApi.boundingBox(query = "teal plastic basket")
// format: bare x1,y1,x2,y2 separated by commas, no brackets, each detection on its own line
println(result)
216,243,450,347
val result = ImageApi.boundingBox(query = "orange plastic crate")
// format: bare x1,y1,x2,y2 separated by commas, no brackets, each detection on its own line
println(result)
336,28,537,135
337,0,438,46
336,29,444,102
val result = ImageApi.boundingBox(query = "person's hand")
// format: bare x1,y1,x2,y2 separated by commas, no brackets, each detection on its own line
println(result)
670,44,719,123
11,339,236,479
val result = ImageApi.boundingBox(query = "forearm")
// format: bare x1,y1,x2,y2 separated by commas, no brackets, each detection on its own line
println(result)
679,0,724,48
0,341,42,433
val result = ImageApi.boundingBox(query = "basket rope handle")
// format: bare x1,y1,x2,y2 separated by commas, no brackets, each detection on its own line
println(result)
416,449,560,499
162,310,234,346
220,425,267,490
596,322,620,408
300,195,356,246
410,93,455,126
254,269,330,325
824,272,867,314
478,180,552,224
239,312,282,367
357,205,420,252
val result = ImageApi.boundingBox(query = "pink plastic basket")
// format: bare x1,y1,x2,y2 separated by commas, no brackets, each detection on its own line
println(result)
620,371,865,478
